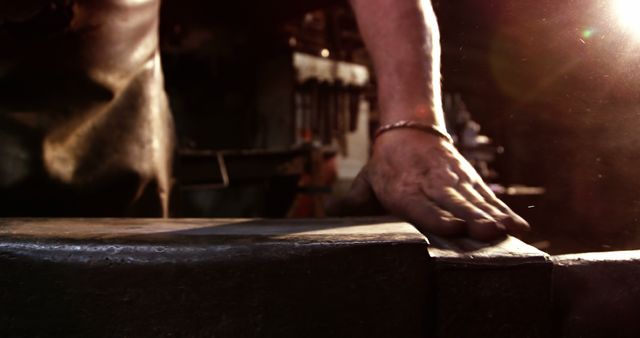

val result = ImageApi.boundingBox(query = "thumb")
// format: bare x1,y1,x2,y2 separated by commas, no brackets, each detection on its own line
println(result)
325,168,385,216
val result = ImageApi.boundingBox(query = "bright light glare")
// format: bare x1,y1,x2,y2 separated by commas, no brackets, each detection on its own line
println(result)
614,0,640,37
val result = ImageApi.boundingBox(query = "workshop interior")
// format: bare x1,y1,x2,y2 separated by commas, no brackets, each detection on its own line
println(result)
160,0,640,253
1,0,640,252
5,0,640,336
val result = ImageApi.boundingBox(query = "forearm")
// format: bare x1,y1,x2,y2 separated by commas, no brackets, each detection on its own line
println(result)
341,0,529,240
349,0,444,127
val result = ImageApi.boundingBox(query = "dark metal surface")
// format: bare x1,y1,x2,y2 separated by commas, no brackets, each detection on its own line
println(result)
0,218,430,337
428,236,552,338
552,251,640,338
8,217,639,337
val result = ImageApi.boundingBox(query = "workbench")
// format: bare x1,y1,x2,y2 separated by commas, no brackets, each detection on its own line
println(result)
0,218,637,337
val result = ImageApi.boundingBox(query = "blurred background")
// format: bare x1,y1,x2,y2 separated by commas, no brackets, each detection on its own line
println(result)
158,0,640,253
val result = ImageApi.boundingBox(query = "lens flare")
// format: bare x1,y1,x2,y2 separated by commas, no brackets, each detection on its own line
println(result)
614,0,640,37
582,28,595,39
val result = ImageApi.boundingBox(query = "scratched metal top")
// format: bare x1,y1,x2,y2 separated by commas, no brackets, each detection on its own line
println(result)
0,217,551,265
0,217,428,264
427,234,549,265
0,217,426,242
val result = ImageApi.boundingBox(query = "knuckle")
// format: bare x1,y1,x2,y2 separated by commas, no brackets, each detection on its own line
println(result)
424,186,447,201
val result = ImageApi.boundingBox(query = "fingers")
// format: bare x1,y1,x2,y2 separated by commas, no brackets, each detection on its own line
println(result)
426,185,506,241
474,181,530,235
388,192,466,237
325,169,384,216
333,159,528,242
450,157,530,237
326,169,466,238
457,182,508,220
457,182,529,237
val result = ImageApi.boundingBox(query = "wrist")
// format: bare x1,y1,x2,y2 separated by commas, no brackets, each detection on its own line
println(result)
378,104,446,127
373,127,447,156
375,120,453,144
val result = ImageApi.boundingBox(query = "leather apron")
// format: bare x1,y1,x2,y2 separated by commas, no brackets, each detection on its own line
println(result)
0,0,174,216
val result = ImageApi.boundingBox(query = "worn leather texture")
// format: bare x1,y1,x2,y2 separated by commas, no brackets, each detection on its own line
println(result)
0,0,174,216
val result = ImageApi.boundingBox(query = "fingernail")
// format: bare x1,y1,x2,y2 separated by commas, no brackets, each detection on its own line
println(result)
517,217,531,231
511,213,530,226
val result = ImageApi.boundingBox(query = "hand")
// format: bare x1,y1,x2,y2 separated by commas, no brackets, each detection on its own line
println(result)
330,129,530,241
